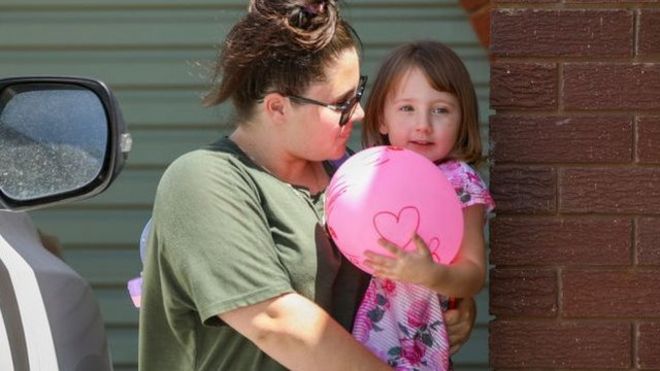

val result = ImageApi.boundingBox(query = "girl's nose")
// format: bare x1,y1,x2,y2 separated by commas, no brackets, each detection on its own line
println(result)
414,112,432,132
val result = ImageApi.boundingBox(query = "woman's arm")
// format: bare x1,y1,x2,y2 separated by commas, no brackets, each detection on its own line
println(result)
220,292,391,371
365,204,487,298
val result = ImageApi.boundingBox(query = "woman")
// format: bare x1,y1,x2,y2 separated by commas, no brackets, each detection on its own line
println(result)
138,1,475,370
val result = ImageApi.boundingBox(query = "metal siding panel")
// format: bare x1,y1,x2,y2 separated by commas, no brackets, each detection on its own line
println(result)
6,1,491,369
30,209,151,246
96,288,140,325
106,328,138,365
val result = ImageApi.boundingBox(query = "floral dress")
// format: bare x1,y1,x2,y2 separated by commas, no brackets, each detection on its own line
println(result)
352,160,495,371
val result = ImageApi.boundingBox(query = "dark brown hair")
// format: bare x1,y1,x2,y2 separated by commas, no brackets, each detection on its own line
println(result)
203,0,361,122
362,40,483,165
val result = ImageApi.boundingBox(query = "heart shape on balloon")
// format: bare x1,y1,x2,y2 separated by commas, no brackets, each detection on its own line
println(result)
373,206,420,249
428,237,441,262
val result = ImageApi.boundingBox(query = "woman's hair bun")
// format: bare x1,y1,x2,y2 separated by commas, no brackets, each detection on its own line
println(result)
248,0,338,51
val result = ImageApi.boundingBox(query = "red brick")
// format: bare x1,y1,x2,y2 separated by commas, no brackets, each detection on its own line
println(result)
460,0,489,12
491,115,632,163
490,269,558,317
563,270,660,317
490,320,631,368
560,168,660,214
568,0,660,2
490,63,557,110
491,9,633,57
638,116,660,164
564,63,660,111
637,218,660,265
490,166,556,213
469,3,491,48
638,322,660,369
639,10,660,56
490,217,631,266
494,0,558,3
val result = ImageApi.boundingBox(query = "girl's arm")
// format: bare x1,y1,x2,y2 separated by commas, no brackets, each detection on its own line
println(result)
365,204,487,298
220,292,391,371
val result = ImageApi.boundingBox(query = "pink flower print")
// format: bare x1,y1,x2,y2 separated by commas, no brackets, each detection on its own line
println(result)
382,279,397,295
466,170,481,184
400,338,427,366
361,314,374,336
438,160,461,172
407,299,431,329
362,282,378,307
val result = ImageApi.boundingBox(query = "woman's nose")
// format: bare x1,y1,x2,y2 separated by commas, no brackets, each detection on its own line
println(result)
352,103,365,123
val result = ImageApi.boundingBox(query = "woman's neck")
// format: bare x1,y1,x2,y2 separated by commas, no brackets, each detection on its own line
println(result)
230,126,328,194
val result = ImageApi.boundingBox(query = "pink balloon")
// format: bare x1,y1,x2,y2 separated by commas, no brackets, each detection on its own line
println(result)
325,146,463,274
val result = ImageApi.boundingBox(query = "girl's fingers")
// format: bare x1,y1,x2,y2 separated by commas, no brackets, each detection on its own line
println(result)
412,234,431,253
364,250,395,262
371,268,394,280
364,254,395,269
378,238,405,257
413,234,436,261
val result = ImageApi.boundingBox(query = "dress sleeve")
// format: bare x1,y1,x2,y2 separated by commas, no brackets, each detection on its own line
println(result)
151,150,293,325
441,161,495,215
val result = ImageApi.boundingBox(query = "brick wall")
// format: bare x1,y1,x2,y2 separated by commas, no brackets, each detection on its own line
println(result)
460,0,492,48
489,0,660,369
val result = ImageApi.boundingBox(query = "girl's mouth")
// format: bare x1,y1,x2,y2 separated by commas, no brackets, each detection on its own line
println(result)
409,140,433,146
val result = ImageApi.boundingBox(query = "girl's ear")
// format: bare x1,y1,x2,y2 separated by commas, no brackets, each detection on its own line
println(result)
262,93,288,124
378,122,389,135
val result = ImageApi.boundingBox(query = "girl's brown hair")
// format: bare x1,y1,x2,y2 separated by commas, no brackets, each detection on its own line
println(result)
203,0,361,123
362,40,483,165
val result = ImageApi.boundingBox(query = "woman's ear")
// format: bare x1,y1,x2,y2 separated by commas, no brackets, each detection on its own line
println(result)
262,93,288,124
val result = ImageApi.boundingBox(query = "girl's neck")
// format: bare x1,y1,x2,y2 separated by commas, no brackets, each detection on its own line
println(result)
433,157,452,166
230,126,328,194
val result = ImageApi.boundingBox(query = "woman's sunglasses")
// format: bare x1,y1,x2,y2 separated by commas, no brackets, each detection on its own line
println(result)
260,75,368,127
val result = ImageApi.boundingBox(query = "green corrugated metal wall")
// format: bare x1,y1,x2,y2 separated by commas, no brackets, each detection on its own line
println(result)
1,1,490,370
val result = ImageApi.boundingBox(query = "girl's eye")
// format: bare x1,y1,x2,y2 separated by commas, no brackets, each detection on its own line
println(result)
399,105,414,112
432,107,449,115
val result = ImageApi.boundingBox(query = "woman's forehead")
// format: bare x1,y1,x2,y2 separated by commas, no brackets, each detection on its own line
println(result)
308,48,361,96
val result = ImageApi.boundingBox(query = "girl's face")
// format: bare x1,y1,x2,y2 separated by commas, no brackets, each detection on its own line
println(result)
284,48,364,161
379,67,461,163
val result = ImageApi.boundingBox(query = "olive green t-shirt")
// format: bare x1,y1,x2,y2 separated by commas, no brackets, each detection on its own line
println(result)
138,138,368,371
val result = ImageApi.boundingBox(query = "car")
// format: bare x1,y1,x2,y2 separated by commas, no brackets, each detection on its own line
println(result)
0,76,131,371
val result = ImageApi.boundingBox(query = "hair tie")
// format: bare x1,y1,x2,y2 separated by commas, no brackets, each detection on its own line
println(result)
302,1,326,16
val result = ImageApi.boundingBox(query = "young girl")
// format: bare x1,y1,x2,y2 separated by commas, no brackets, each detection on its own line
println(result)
353,40,495,370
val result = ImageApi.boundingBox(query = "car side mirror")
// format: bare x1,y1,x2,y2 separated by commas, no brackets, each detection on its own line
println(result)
0,76,131,211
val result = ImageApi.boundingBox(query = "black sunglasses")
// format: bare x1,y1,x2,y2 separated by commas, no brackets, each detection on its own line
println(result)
260,75,367,127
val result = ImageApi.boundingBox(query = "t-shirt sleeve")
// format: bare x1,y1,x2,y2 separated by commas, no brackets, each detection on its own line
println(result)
151,151,293,325
448,162,496,214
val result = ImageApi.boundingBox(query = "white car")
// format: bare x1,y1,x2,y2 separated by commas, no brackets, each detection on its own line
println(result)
0,76,131,371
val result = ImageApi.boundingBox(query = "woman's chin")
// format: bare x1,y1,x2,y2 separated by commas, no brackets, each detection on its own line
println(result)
328,148,348,161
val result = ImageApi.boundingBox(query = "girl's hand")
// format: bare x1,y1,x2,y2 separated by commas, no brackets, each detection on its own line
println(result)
364,234,444,286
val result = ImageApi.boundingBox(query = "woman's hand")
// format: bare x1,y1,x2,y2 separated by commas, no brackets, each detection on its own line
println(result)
364,234,443,286
445,296,477,355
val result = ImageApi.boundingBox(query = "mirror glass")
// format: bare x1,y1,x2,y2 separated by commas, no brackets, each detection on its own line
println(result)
0,84,108,201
